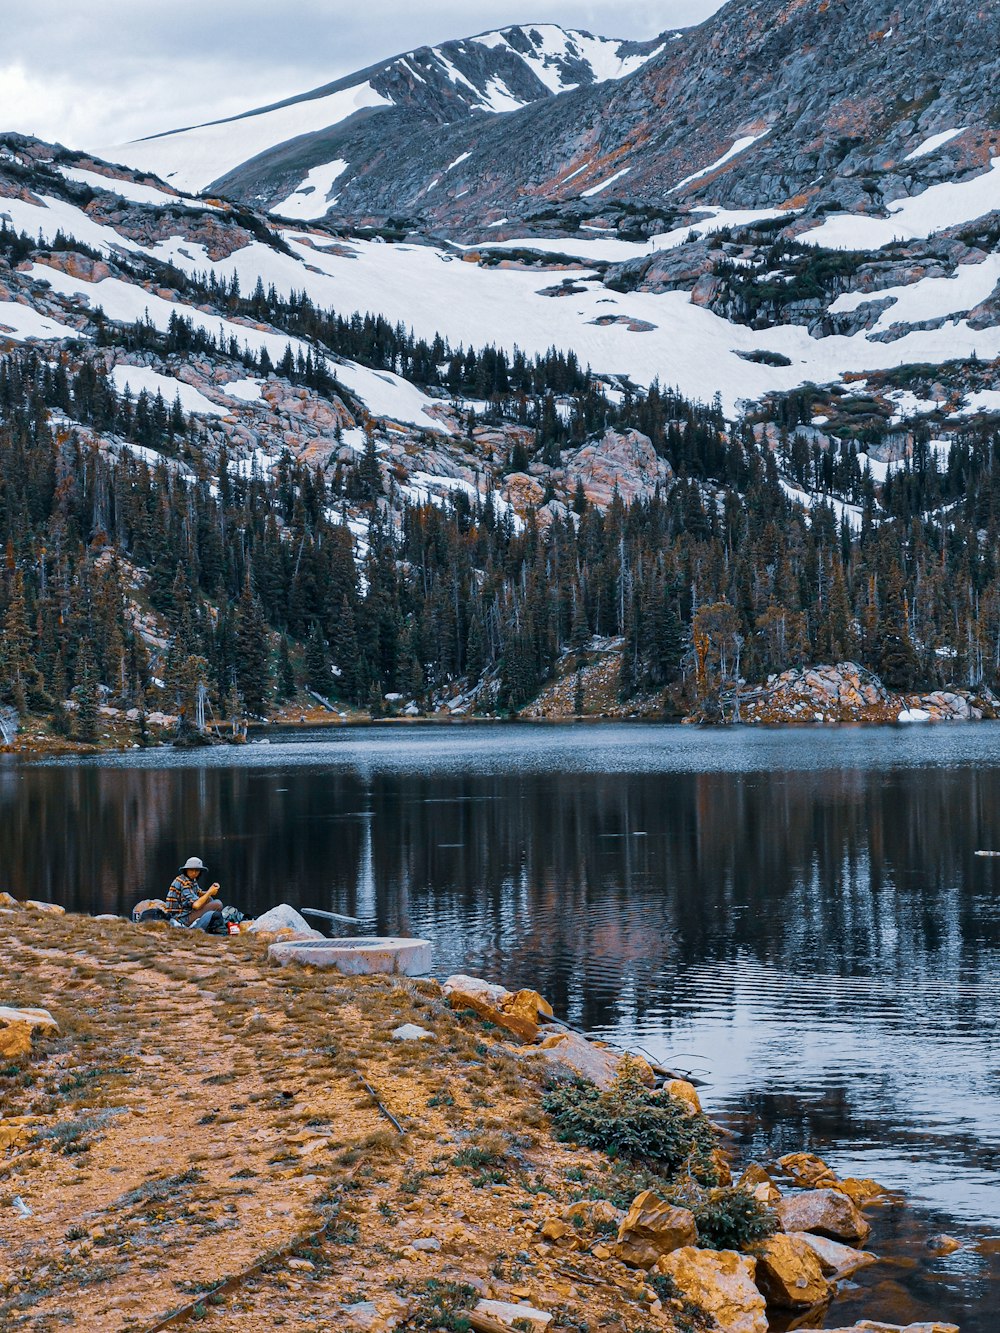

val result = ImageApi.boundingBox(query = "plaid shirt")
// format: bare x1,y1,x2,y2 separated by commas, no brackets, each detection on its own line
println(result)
165,874,204,922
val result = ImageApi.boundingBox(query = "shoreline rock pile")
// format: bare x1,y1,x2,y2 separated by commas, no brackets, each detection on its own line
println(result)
443,973,960,1333
728,661,1000,726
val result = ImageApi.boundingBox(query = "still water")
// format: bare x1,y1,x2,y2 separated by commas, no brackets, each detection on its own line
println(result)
4,723,1000,1328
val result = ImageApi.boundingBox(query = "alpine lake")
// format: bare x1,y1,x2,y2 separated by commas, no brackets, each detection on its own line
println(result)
4,721,1000,1330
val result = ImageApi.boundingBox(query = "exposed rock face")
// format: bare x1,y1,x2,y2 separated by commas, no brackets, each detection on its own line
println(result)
556,429,672,509
731,662,1000,726
0,1021,34,1060
754,1233,831,1310
530,1030,655,1088
145,0,1000,249
776,1188,872,1245
615,1190,698,1268
654,1247,768,1333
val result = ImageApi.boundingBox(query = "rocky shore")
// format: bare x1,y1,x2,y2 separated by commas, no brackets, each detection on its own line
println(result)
0,904,962,1333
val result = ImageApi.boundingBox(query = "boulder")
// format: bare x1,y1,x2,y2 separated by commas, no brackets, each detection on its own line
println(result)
790,1230,877,1278
0,1005,59,1033
664,1078,702,1114
776,1189,871,1244
0,1021,34,1060
247,903,323,938
615,1190,697,1268
531,1030,654,1088
777,1152,839,1188
654,1247,767,1333
23,900,65,915
474,1299,552,1330
754,1233,831,1310
391,1024,434,1042
819,1325,958,1333
926,1234,962,1256
443,977,557,1042
737,1163,781,1205
562,1198,623,1232
0,892,21,909
832,1176,886,1205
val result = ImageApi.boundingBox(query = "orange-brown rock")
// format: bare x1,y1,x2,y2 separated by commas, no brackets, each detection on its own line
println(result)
737,1163,782,1205
778,1152,839,1188
754,1233,831,1310
664,1078,702,1114
501,471,546,518
0,1021,34,1060
654,1247,767,1333
832,1176,887,1205
615,1190,697,1268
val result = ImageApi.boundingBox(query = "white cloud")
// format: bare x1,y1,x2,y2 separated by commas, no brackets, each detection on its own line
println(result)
0,2,722,152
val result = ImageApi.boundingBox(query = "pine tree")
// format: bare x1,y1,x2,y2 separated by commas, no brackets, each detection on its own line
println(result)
234,579,271,716
278,634,296,701
73,642,100,744
305,622,330,696
0,571,37,711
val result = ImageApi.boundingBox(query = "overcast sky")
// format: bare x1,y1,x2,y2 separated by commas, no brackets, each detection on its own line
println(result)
0,1,723,152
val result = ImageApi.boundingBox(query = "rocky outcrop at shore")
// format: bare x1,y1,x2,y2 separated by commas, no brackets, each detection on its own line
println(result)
721,661,1000,726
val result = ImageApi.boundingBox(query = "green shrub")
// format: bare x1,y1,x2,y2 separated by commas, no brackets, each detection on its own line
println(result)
407,1279,477,1330
691,1187,776,1251
541,1067,719,1182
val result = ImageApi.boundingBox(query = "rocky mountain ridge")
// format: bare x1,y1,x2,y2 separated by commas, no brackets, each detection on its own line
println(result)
110,0,1000,246
112,24,668,205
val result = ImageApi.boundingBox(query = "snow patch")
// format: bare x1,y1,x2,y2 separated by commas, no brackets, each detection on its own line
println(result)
580,167,632,198
271,160,349,220
110,364,229,417
904,128,966,162
804,157,1000,250
220,377,265,403
671,132,770,192
114,83,392,195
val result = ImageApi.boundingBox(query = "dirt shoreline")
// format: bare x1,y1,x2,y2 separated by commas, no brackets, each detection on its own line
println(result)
0,910,962,1333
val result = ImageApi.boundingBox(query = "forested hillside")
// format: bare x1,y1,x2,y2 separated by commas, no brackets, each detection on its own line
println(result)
3,321,999,741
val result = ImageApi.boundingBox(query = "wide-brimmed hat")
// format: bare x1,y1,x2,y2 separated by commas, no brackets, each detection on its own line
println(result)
180,856,207,873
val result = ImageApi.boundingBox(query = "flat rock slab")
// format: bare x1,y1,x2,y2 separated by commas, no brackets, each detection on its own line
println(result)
268,936,432,976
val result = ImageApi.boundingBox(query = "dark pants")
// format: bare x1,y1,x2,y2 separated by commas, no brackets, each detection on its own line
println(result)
188,903,228,932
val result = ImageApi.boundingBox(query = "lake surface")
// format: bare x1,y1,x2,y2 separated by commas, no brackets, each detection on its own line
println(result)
5,723,1000,1329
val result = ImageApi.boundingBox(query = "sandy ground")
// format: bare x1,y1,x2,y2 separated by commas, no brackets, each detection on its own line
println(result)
1,914,682,1333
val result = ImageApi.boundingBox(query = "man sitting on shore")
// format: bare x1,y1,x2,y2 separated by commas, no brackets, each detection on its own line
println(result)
166,857,228,932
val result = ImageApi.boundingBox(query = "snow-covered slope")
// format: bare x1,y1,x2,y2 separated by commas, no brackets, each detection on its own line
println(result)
111,24,667,198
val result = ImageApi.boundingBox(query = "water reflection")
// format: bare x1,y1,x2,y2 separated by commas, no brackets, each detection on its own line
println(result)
4,724,1000,1328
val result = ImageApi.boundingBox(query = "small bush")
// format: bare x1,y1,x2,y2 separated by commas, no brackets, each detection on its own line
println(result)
691,1188,776,1251
542,1068,719,1182
407,1279,477,1330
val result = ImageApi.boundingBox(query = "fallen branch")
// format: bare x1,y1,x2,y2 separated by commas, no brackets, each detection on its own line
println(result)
357,1072,405,1135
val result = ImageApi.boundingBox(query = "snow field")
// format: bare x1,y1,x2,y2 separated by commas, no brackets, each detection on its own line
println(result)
581,167,632,198
57,165,216,210
828,254,1000,332
803,157,1000,250
112,82,393,195
0,301,82,343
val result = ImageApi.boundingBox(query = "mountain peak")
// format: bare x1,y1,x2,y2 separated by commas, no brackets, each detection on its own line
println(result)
111,22,670,200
